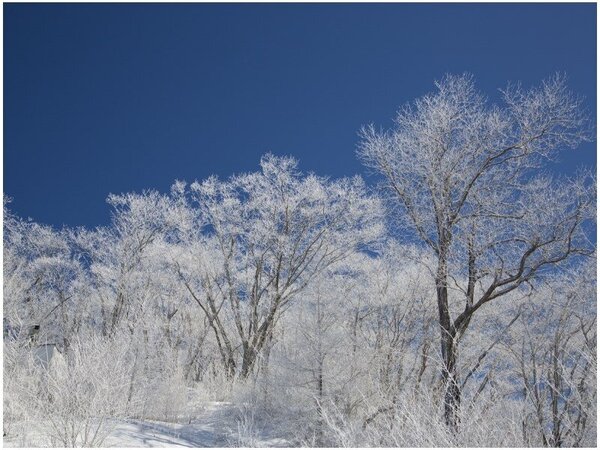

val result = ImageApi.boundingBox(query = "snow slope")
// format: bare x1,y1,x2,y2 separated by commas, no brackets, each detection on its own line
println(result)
4,402,290,448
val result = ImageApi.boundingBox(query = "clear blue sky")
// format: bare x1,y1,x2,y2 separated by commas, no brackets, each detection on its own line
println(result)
4,3,596,228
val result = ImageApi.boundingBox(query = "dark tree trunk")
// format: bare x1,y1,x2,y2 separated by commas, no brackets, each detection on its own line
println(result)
240,346,256,379
441,331,460,431
436,242,461,431
315,357,324,446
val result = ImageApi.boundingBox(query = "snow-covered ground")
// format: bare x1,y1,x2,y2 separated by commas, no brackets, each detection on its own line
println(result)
4,402,291,448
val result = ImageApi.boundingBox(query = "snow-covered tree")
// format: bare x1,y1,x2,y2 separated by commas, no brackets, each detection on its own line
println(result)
358,74,595,428
172,154,384,378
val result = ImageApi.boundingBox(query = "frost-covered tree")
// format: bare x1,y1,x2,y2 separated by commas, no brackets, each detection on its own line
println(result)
82,191,183,337
505,260,597,447
358,74,595,428
3,145,595,446
4,198,89,350
72,192,205,413
172,154,384,378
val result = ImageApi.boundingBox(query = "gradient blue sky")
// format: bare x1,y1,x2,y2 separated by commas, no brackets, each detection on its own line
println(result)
4,3,597,228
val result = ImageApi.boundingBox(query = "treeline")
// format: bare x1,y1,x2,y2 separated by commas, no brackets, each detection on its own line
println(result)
3,74,597,447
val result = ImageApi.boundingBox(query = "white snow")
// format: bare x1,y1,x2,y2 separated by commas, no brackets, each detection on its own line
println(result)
3,402,291,448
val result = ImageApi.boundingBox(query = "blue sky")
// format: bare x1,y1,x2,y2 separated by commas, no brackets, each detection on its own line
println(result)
4,3,596,228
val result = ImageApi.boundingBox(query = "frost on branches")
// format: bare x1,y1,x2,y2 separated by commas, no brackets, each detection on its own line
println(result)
3,75,596,448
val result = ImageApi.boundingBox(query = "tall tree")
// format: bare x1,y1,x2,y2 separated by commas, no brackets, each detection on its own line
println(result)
358,74,595,428
173,154,384,378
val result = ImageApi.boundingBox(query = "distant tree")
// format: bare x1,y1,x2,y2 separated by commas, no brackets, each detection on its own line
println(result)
4,198,86,349
73,191,181,337
505,260,597,447
358,74,595,429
